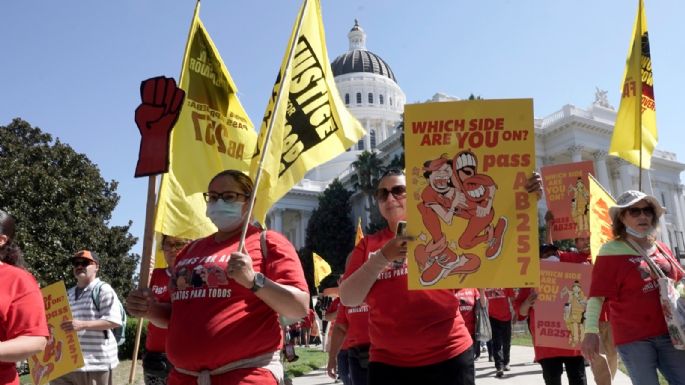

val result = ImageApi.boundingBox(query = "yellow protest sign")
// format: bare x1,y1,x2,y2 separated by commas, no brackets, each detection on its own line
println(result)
405,99,538,289
541,161,595,241
28,281,83,385
588,174,616,263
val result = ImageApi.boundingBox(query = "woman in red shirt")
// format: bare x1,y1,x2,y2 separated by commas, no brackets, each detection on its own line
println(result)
142,234,190,385
581,190,685,385
127,170,309,385
0,209,49,385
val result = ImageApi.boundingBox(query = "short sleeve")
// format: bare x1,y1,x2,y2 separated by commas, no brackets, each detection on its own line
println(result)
334,304,349,327
342,237,369,280
6,271,49,339
97,284,123,326
588,255,619,299
263,230,308,293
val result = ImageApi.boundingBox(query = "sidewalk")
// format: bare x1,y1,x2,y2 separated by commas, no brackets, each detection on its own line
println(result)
292,345,632,385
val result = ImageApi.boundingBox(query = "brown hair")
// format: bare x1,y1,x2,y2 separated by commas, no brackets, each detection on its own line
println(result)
209,170,254,197
0,209,25,267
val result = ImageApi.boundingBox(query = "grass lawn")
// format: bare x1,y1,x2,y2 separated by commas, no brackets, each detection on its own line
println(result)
20,360,145,385
285,346,328,378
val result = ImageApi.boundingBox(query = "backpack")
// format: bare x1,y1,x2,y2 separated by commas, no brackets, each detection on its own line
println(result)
91,281,127,346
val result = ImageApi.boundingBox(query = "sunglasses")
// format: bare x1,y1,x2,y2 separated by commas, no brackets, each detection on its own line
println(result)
375,185,407,202
72,259,93,268
162,242,188,251
626,206,655,218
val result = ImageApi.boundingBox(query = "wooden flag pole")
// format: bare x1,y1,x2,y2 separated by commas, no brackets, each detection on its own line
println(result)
128,175,158,384
238,0,310,251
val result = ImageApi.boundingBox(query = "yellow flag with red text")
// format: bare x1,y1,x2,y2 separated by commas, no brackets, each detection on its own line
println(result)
154,2,257,258
609,0,657,169
589,175,616,263
250,0,365,225
355,217,364,246
313,252,332,288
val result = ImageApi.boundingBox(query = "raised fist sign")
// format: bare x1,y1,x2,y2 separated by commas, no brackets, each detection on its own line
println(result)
134,76,185,177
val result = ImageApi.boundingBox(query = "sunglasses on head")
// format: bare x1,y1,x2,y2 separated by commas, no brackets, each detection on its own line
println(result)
375,185,407,201
626,206,655,218
72,259,93,267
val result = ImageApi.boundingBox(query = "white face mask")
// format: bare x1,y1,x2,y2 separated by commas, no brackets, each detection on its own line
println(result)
206,200,245,232
625,225,655,239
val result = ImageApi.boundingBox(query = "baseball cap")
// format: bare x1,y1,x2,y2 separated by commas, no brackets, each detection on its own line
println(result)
71,250,100,264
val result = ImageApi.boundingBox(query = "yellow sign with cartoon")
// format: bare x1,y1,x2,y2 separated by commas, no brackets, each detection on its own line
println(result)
28,281,84,385
541,161,595,241
405,99,538,289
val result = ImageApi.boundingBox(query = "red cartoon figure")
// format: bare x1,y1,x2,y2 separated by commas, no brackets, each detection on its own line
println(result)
451,150,508,260
31,324,60,384
415,154,480,286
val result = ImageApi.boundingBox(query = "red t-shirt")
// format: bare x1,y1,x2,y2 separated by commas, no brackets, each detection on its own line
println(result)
485,288,515,321
301,309,314,329
335,302,371,350
343,228,471,367
0,264,49,385
455,289,479,335
515,287,582,361
590,241,683,345
165,226,307,385
146,268,171,353
559,251,591,264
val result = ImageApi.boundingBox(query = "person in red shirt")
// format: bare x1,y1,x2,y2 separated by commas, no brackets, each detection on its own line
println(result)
127,170,309,385
339,169,544,385
581,190,685,385
326,301,371,385
514,244,587,385
300,308,315,347
143,235,190,385
0,209,49,385
545,210,617,385
484,288,515,377
455,289,484,359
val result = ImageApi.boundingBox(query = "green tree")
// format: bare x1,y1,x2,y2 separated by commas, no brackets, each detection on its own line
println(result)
305,179,355,275
0,118,139,298
351,151,387,233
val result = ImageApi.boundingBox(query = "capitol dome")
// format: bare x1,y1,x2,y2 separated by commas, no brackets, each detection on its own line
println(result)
331,45,396,83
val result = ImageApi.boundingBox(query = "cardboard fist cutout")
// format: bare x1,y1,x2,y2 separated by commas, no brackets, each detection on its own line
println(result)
134,76,185,177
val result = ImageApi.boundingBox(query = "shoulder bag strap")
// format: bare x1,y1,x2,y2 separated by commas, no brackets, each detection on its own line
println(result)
625,239,666,279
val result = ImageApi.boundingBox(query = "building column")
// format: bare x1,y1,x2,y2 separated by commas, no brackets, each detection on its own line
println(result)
568,145,584,163
272,208,283,233
299,210,312,250
592,151,612,195
616,159,634,192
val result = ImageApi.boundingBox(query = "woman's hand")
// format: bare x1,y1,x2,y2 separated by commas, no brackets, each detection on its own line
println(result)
227,251,256,289
126,288,155,318
380,236,410,263
526,172,543,195
326,355,338,379
581,333,600,361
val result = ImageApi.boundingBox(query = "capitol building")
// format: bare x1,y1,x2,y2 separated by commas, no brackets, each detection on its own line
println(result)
264,21,685,259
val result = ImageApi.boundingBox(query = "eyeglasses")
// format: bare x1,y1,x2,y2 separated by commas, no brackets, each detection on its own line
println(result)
626,206,655,218
375,185,407,202
162,242,188,251
202,191,249,203
72,259,93,268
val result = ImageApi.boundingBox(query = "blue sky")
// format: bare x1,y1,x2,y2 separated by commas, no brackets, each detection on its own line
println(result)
2,1,683,255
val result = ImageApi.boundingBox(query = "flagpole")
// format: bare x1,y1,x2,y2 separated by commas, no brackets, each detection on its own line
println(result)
637,0,643,192
238,0,310,251
129,2,200,383
128,175,158,383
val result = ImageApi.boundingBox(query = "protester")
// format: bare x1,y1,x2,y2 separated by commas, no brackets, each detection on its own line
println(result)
515,244,587,385
127,169,309,385
52,250,123,385
339,168,542,385
581,190,685,385
0,209,48,385
455,288,484,360
301,308,315,347
326,300,371,385
545,211,617,385
143,235,190,385
484,288,515,378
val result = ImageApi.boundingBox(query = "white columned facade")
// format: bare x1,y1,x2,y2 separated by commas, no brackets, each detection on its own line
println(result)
569,145,583,163
299,210,311,249
592,151,612,195
617,160,634,192
272,208,283,233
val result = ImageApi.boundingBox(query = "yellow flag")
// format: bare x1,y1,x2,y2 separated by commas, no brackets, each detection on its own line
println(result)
250,0,366,225
154,2,257,251
588,175,616,263
355,217,364,246
609,0,657,169
313,252,332,288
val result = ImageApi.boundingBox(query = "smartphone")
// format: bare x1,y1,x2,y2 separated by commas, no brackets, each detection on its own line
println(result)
395,220,407,237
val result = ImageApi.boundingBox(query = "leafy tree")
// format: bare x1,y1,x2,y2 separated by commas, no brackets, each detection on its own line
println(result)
0,118,139,298
305,179,355,274
351,151,387,233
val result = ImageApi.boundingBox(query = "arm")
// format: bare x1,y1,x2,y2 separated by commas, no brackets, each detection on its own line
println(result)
126,288,172,328
339,250,388,307
0,336,47,362
545,210,554,244
61,318,120,332
326,323,348,379
253,279,309,320
581,296,605,360
516,290,537,319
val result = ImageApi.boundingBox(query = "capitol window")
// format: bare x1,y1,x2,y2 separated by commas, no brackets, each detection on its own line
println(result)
370,130,377,149
356,92,362,104
345,93,350,105
368,93,374,104
379,95,384,104
389,97,393,106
